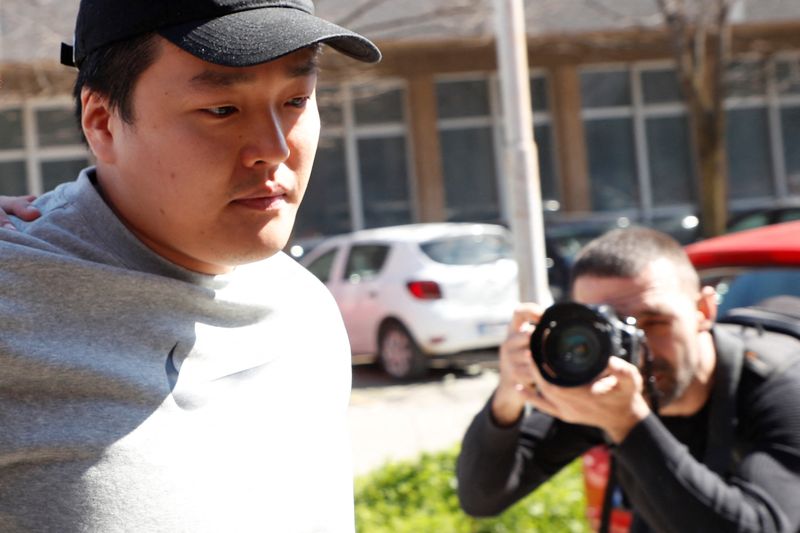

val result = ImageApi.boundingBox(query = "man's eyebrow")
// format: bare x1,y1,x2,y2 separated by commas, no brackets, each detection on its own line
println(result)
288,55,321,77
188,56,320,89
189,70,257,88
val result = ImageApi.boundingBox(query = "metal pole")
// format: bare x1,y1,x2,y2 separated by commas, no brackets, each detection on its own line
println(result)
493,0,552,306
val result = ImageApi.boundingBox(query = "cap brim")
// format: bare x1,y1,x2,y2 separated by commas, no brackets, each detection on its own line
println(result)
159,7,381,67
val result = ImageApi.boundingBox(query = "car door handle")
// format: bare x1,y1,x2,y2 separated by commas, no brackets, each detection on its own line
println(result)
368,290,378,298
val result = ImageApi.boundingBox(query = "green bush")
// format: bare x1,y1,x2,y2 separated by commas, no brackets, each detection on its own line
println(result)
354,446,590,533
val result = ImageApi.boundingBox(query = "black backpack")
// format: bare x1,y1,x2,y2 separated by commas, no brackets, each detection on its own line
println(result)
720,295,800,340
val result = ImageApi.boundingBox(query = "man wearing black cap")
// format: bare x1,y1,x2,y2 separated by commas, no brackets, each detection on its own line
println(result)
0,1,379,531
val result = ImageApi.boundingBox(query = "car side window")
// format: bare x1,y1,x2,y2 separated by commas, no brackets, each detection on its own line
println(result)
305,249,338,284
779,209,800,223
344,244,390,282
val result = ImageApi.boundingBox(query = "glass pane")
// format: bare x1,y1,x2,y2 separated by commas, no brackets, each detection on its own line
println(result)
316,87,343,127
420,234,512,265
531,76,549,112
294,137,351,238
345,245,390,280
535,124,558,204
585,118,638,210
646,116,695,206
440,127,499,222
727,212,770,233
354,87,405,124
726,108,773,199
0,108,24,150
306,249,337,284
641,68,683,104
436,79,490,119
726,61,767,98
41,159,88,192
777,60,800,95
782,106,800,195
0,161,28,196
36,108,82,147
580,70,631,108
358,136,411,228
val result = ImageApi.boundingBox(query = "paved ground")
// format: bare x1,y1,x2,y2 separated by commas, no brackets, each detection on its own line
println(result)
348,363,499,476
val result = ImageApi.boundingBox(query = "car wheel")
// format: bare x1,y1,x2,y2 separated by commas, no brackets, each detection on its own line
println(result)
379,322,427,380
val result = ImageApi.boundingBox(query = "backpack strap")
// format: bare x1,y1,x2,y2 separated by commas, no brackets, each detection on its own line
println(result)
703,326,744,477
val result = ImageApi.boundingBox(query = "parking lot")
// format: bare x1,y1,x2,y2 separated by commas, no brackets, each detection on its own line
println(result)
348,357,499,476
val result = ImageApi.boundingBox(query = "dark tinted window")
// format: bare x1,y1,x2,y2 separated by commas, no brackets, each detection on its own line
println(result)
306,249,338,284
420,234,512,265
344,245,391,281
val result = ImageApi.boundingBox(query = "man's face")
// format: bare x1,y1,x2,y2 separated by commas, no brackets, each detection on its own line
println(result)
94,38,321,274
572,258,709,410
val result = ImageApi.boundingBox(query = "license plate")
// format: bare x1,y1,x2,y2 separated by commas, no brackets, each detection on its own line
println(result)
478,322,507,337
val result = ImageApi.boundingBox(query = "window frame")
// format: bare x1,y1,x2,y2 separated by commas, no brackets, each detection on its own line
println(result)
0,97,91,196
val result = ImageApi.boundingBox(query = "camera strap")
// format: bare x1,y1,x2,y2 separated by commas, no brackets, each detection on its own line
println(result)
598,454,617,533
599,344,659,533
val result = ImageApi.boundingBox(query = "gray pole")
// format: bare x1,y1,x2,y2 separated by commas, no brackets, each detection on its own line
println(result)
493,0,552,306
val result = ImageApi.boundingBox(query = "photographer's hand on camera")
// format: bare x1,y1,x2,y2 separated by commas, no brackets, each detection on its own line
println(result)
493,302,651,443
491,303,543,426
530,355,651,443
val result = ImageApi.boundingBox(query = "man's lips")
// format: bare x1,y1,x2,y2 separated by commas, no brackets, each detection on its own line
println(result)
232,193,288,211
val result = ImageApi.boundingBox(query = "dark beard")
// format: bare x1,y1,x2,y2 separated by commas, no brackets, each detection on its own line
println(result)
649,356,692,408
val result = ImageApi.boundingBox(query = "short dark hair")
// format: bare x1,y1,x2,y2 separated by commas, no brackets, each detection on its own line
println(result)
73,33,160,132
570,226,699,292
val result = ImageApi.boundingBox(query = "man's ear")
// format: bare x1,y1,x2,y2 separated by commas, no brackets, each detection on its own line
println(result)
697,285,718,331
81,88,116,164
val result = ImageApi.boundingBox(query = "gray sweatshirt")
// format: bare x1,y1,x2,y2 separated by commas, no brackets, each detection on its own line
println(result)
0,169,355,532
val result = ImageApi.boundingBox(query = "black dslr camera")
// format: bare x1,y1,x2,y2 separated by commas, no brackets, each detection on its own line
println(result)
529,302,645,387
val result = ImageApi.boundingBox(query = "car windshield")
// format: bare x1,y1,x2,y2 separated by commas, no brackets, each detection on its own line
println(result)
714,268,800,316
419,233,513,265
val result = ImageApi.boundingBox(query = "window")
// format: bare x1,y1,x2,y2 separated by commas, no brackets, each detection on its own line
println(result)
420,233,512,265
305,248,338,284
0,101,90,196
436,77,500,222
435,74,556,223
299,82,413,238
581,67,639,212
725,61,774,201
344,244,391,281
726,107,773,198
777,58,800,196
353,86,412,229
580,65,695,216
295,136,351,239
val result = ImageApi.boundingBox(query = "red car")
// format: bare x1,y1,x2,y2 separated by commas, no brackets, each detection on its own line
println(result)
584,221,800,532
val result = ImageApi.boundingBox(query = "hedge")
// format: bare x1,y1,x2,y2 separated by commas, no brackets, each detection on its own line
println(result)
354,446,590,532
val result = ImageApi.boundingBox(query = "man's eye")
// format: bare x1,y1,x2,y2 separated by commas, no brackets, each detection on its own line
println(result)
205,106,237,117
287,97,310,109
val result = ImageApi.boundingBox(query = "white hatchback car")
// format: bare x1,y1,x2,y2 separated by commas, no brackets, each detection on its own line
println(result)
300,223,528,379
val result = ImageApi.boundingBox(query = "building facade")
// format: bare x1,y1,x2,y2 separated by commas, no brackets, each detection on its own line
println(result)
1,0,799,243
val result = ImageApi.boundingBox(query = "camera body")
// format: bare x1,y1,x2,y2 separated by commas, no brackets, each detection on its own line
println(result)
529,302,645,387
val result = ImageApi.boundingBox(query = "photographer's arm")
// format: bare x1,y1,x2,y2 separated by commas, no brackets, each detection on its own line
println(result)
0,195,40,229
613,362,800,533
456,304,602,516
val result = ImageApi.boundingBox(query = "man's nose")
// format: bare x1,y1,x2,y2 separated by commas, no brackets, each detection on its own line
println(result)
240,112,290,168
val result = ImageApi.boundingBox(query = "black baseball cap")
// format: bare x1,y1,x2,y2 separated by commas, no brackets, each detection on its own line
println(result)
61,0,381,68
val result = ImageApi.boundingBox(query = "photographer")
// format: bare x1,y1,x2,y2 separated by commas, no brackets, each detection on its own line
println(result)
457,227,800,532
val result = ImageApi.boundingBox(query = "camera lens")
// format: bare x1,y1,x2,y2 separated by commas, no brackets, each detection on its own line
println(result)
530,302,617,387
552,324,601,373
542,322,607,384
